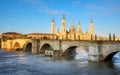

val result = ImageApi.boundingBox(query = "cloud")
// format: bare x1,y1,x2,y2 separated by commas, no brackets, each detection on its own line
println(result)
83,1,120,17
21,0,43,3
44,8,62,15
83,8,120,17
110,6,120,13
83,12,111,17
85,5,100,10
21,0,64,15
37,3,65,15
72,0,81,7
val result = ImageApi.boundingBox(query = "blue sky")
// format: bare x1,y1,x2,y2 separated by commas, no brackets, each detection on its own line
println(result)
0,0,120,36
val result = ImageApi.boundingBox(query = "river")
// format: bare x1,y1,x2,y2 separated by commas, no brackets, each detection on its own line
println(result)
0,49,120,75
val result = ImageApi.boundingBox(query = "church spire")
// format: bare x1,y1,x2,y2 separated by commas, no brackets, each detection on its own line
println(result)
70,21,76,33
78,21,81,25
90,18,94,37
78,21,82,33
51,18,55,33
61,14,66,34
90,18,93,23
62,14,65,20
52,17,54,23
72,21,75,27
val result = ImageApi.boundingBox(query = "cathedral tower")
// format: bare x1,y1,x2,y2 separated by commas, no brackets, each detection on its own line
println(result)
70,21,76,33
90,19,94,37
51,18,55,33
78,21,82,33
61,14,66,34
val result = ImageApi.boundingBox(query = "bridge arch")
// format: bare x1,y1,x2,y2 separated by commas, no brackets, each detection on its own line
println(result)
104,51,120,61
24,42,32,52
63,45,89,59
63,46,77,56
39,43,53,54
14,42,21,51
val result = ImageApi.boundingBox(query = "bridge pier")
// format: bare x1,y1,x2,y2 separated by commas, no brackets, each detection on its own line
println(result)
88,42,101,62
32,40,39,54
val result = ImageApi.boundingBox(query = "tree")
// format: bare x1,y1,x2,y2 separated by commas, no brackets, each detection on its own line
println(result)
2,36,8,41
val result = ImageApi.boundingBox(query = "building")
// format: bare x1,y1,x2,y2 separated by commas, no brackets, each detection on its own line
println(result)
51,15,94,40
26,33,58,40
0,34,1,39
1,32,27,41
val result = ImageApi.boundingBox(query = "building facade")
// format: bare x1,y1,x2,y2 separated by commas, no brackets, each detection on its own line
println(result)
51,15,94,40
27,33,57,40
1,32,27,41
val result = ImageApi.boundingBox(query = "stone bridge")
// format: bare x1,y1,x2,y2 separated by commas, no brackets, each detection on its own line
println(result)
1,39,120,62
1,39,32,51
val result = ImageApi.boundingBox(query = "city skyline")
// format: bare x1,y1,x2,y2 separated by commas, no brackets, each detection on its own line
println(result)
0,0,120,36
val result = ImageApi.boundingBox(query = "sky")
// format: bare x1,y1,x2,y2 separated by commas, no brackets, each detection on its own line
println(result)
0,0,120,36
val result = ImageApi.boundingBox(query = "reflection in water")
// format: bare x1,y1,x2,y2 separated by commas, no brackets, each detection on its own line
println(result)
0,49,120,75
17,52,27,64
18,52,25,57
113,52,120,62
112,52,120,69
74,47,88,60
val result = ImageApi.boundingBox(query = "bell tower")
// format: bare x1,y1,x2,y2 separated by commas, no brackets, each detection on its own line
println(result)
78,21,82,33
61,14,66,34
70,21,76,33
90,19,94,37
51,18,55,33
61,14,67,40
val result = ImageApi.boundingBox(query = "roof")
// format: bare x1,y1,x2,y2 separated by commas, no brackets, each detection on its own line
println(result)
1,32,22,35
26,33,57,36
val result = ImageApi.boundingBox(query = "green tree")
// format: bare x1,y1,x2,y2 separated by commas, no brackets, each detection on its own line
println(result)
2,36,8,41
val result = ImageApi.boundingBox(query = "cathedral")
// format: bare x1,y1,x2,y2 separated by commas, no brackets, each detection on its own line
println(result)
1,15,120,41
51,15,94,40
0,15,96,41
